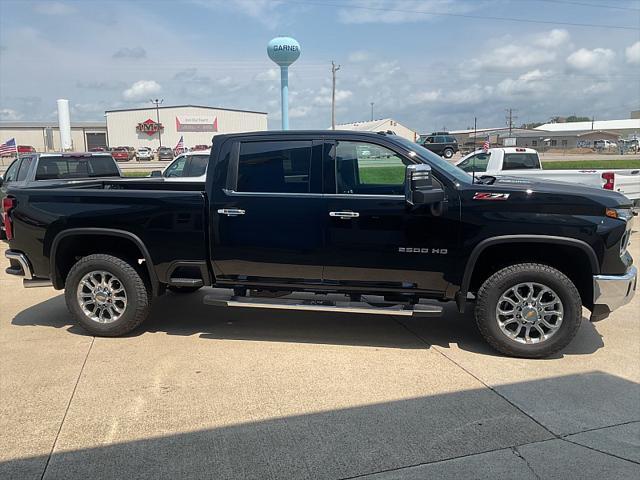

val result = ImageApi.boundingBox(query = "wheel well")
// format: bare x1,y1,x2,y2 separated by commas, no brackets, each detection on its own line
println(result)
468,242,594,308
53,234,153,291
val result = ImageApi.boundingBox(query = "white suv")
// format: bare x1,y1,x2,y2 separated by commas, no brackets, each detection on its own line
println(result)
136,147,153,161
150,151,209,181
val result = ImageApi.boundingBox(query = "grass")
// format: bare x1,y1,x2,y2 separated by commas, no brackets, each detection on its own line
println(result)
359,166,405,184
542,160,640,169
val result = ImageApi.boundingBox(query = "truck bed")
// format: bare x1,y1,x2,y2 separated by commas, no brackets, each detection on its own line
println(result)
6,179,208,283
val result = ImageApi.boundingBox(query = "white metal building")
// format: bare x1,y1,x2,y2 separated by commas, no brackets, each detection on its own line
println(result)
535,119,640,137
334,118,419,141
105,104,268,149
0,121,108,152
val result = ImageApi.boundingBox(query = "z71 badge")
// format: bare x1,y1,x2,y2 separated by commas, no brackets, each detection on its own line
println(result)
473,192,510,200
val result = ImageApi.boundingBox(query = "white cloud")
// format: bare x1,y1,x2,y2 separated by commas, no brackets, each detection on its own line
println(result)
472,44,556,70
533,29,569,48
497,69,551,95
113,47,147,59
584,82,612,95
0,108,23,120
122,80,162,100
254,68,279,82
348,51,370,62
33,2,76,15
410,90,441,104
566,48,615,71
313,87,353,106
626,41,640,65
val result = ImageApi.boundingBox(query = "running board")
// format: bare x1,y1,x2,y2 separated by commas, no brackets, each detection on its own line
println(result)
203,291,443,317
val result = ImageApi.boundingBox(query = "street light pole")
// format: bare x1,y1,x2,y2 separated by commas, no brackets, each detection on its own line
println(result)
370,102,374,121
331,61,341,130
150,98,163,147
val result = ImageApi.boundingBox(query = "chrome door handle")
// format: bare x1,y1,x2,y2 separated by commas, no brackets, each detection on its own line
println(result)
329,211,360,219
217,208,245,217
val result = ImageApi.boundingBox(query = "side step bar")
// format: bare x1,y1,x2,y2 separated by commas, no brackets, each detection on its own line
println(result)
203,291,443,318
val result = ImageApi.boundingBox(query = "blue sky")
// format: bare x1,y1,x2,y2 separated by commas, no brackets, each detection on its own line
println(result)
0,0,639,132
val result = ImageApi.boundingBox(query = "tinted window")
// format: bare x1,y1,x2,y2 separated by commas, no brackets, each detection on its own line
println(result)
435,136,446,143
237,141,312,193
334,141,409,195
35,156,119,180
445,136,456,143
3,159,19,182
164,156,188,177
502,153,540,170
457,153,490,173
16,156,35,181
186,154,208,177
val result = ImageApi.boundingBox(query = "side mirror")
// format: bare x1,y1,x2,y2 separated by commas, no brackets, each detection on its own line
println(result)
150,170,162,178
405,164,445,205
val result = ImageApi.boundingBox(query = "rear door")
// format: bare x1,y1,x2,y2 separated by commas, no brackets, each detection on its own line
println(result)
210,136,326,286
322,137,459,294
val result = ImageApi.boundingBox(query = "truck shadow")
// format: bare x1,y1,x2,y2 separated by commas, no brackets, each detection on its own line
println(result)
11,289,604,357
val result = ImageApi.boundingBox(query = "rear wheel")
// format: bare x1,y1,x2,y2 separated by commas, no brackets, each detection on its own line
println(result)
65,254,150,336
475,263,582,358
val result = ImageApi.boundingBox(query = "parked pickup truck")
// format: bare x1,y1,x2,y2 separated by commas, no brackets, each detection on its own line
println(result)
456,147,640,205
3,131,637,358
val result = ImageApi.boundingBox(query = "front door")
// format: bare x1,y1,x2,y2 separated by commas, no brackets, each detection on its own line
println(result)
211,137,326,286
322,139,459,295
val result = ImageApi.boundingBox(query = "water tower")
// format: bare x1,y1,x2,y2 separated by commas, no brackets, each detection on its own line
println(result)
267,36,301,130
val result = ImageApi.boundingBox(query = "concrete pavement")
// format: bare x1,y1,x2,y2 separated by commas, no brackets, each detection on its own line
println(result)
1,236,639,479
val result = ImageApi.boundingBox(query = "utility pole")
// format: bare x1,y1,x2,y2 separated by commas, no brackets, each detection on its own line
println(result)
370,102,374,121
331,61,341,130
505,108,517,135
150,98,163,147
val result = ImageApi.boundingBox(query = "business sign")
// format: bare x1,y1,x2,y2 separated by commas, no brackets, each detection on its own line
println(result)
176,116,218,132
136,118,163,136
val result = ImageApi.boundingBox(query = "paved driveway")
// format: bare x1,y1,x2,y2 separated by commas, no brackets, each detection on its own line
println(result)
1,236,639,479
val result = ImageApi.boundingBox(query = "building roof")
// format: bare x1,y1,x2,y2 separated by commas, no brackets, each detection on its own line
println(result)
334,118,417,133
0,121,106,128
535,119,640,132
104,104,267,115
514,129,621,138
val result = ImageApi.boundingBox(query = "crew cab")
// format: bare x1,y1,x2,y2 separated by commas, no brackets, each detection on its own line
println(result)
3,131,637,358
457,147,640,205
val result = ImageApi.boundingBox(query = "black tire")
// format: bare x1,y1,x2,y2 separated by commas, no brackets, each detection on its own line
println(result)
475,263,582,358
443,148,454,159
167,285,201,294
65,254,150,336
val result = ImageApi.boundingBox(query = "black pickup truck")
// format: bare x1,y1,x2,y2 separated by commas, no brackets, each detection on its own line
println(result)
3,131,637,358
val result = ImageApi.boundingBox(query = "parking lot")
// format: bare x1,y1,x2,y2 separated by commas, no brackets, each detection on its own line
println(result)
1,234,639,480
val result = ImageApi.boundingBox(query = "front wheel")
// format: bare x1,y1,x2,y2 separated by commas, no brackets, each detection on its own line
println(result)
65,254,150,336
443,148,454,159
475,263,582,358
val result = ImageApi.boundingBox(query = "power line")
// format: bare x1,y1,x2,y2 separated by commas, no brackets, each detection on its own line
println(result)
280,0,640,30
529,0,640,11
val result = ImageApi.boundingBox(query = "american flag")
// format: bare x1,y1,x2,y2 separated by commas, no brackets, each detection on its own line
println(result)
174,136,185,154
482,139,490,151
0,138,17,156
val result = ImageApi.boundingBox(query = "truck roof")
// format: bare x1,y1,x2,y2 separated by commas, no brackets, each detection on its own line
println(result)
218,130,400,139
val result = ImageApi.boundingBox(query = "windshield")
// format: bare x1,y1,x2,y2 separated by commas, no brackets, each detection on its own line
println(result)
35,155,120,180
392,136,473,184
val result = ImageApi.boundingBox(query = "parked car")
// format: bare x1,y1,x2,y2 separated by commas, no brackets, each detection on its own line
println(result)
191,144,210,151
456,147,640,206
124,146,136,161
110,147,130,162
136,147,153,161
89,147,107,152
418,133,458,158
17,145,36,154
0,152,121,238
157,146,174,161
150,151,209,181
3,131,636,358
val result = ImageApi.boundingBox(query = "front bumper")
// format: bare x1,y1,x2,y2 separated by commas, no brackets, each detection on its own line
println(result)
591,265,637,321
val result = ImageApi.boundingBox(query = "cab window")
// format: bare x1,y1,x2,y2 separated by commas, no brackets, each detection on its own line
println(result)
164,156,188,177
333,141,409,195
502,153,540,170
186,155,208,177
457,153,490,173
3,159,20,182
237,140,313,193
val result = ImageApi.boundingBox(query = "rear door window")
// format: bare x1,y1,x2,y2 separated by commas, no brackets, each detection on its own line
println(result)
17,156,34,181
502,153,540,170
186,155,208,177
435,136,446,143
237,140,314,193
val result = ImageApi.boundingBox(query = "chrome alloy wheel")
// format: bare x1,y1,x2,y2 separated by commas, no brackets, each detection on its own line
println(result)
495,282,564,344
76,271,127,324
